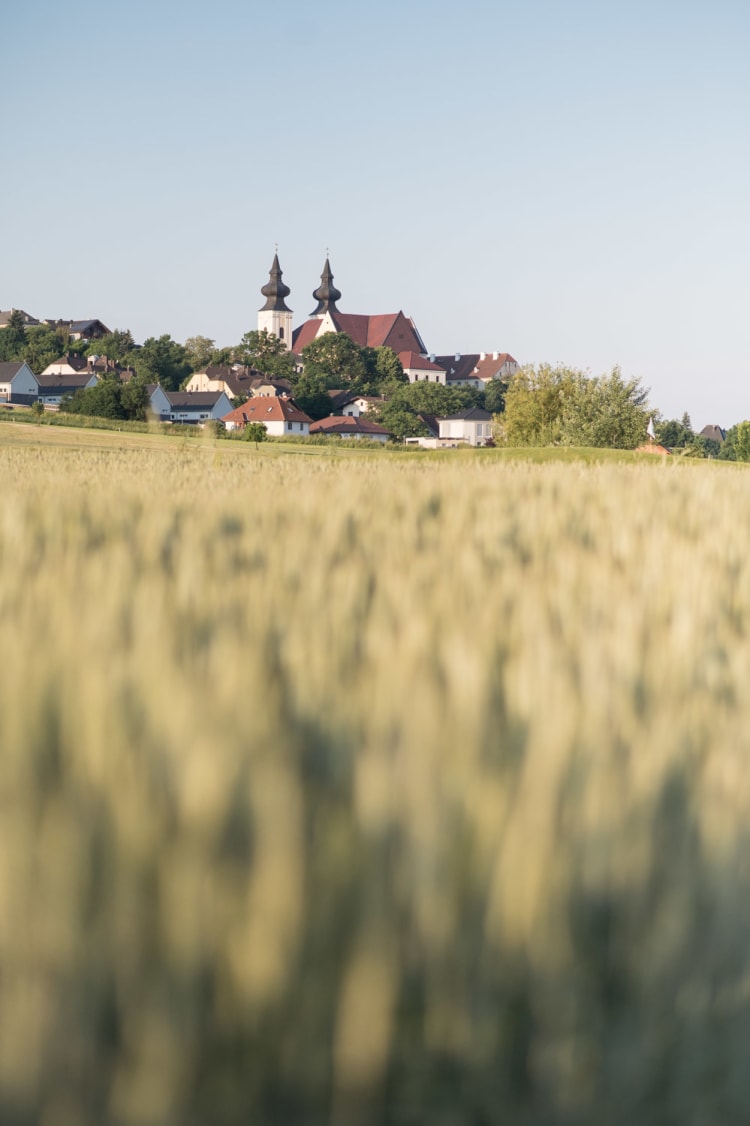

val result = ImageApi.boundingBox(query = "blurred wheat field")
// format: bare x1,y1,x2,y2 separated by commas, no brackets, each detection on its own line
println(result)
2,436,750,1125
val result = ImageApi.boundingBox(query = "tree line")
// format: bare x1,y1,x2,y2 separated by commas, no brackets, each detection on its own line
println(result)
3,312,746,454
1,313,505,433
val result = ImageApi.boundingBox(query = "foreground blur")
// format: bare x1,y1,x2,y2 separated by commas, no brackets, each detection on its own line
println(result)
1,442,749,1125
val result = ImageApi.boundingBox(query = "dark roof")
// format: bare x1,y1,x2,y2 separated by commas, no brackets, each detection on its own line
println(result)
0,361,30,380
699,424,726,443
43,353,88,372
67,319,110,335
259,253,292,313
417,412,440,437
327,389,358,410
37,373,94,392
439,408,493,422
0,309,39,328
161,391,227,408
310,257,342,316
435,354,482,381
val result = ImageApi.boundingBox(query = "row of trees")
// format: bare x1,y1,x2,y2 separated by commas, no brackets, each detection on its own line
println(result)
497,366,748,459
1,313,508,434
6,312,746,455
497,364,650,449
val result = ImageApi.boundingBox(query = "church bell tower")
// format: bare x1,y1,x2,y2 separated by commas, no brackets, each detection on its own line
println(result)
258,253,293,349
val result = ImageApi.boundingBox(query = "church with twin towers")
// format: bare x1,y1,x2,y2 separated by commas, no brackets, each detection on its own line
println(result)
256,254,519,388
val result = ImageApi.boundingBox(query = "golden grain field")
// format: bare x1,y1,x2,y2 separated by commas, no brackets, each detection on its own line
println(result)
2,429,749,1125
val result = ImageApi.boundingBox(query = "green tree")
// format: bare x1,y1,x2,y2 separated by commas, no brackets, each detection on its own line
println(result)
61,372,150,422
300,332,366,388
359,346,406,394
22,326,66,374
0,310,27,361
62,374,127,420
379,406,430,439
235,329,296,380
494,364,576,446
244,422,267,448
292,370,335,420
656,413,719,459
375,381,481,440
500,364,649,449
721,421,750,462
134,335,192,392
120,377,150,421
184,335,216,371
560,367,649,449
88,329,135,363
484,378,507,415
655,417,692,449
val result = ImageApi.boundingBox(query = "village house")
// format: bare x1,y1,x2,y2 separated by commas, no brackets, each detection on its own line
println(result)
149,387,233,424
0,309,40,329
0,361,39,405
41,354,89,377
699,424,726,444
184,364,292,400
55,319,111,342
0,312,111,341
438,408,494,447
433,352,519,390
309,416,392,443
36,371,98,407
326,391,383,417
399,352,447,384
222,396,312,436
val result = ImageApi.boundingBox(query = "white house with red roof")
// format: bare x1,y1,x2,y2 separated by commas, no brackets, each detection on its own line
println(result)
222,396,312,436
399,351,447,384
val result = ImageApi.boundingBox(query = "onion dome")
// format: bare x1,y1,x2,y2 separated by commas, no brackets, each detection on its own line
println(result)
310,257,342,315
259,253,292,312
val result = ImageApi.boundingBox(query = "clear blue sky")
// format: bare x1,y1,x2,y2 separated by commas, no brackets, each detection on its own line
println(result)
5,0,749,427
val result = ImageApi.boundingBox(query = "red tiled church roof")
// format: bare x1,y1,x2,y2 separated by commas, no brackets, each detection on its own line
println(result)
292,311,426,357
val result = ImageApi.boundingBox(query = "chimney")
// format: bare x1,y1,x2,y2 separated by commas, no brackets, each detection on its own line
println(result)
455,352,461,362
480,352,486,361
493,352,498,361
429,353,436,362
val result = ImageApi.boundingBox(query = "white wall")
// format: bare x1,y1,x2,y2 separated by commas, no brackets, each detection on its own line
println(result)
257,309,293,350
7,363,39,397
404,366,446,385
